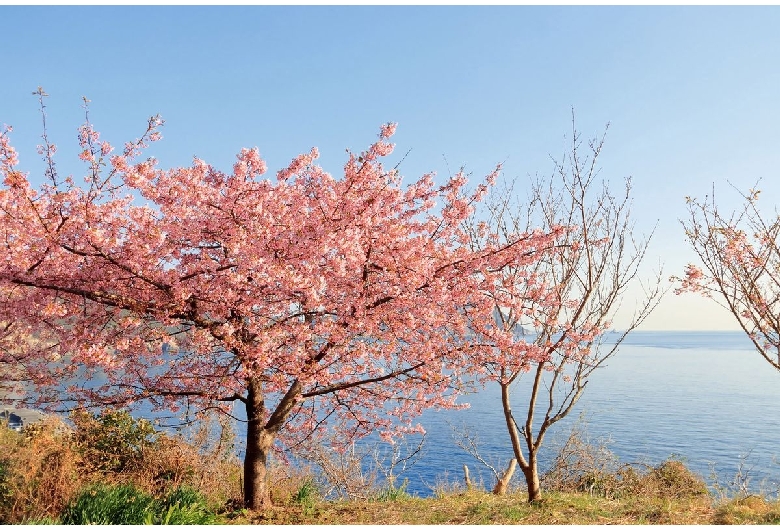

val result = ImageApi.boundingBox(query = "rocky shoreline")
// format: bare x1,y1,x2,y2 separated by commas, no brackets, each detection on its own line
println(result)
0,387,46,431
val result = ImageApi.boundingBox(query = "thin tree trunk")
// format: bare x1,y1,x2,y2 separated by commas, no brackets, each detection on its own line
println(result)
523,454,542,502
500,379,543,502
500,381,526,471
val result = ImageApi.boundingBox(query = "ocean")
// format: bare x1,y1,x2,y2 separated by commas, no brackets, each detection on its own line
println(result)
392,330,780,496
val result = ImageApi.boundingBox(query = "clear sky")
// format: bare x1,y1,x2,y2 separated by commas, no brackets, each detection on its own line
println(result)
2,6,779,331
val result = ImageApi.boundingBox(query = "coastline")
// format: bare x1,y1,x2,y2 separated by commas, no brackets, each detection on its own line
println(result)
0,386,46,429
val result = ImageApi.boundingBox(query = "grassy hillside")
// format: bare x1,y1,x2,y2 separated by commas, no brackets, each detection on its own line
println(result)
233,490,780,525
2,411,780,525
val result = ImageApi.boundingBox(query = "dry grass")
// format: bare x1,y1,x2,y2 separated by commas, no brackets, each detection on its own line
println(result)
540,419,709,501
0,417,86,522
226,432,731,525
713,495,780,524
0,411,243,523
225,451,780,525
227,490,721,525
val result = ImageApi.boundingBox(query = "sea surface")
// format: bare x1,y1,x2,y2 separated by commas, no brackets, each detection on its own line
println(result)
392,330,780,497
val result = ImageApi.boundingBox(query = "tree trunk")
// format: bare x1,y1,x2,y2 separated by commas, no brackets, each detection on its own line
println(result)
242,376,304,509
492,458,517,495
500,380,542,502
523,455,542,502
243,378,274,510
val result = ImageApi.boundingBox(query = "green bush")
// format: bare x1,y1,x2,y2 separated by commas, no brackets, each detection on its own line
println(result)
61,483,157,525
71,410,156,473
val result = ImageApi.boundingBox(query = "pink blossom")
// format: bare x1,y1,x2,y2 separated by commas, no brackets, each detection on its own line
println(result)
380,122,397,139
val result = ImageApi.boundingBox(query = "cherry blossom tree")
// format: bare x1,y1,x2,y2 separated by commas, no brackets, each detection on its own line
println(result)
0,91,558,509
678,185,780,372
464,122,664,502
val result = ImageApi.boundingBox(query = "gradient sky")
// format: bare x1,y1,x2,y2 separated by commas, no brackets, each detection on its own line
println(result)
2,6,779,330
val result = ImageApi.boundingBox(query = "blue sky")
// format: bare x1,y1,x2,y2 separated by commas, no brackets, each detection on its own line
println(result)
2,6,779,330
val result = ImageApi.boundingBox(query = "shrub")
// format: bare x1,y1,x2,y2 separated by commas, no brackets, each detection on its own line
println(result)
141,412,242,506
541,420,707,500
0,457,11,507
541,420,619,497
71,409,156,473
715,496,780,524
649,459,709,498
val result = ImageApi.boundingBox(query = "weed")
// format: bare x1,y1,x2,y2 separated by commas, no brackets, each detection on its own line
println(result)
539,422,707,501
429,469,474,498
164,484,206,507
293,478,319,508
541,417,619,497
714,495,780,524
651,459,708,497
295,433,423,501
373,478,411,502
156,485,218,525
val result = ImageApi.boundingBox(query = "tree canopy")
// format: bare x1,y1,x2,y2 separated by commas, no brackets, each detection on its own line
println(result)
0,95,560,507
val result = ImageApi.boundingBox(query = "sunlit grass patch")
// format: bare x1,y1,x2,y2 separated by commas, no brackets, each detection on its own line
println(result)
232,489,718,525
714,495,780,524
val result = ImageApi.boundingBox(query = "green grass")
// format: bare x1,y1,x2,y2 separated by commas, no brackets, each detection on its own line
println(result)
371,478,411,502
61,483,157,525
61,483,219,525
157,486,219,525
